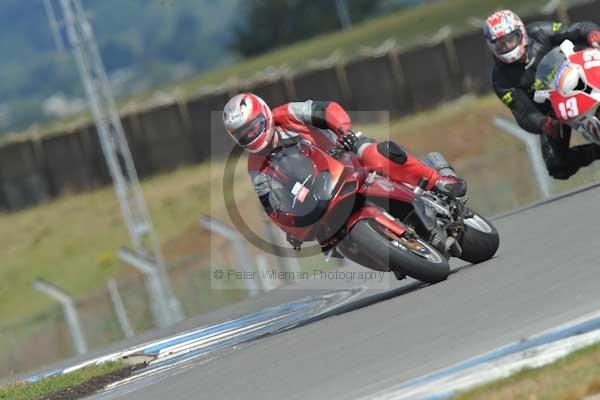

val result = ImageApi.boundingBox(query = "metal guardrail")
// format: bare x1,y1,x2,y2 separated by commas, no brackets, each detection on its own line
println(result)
198,216,261,297
494,116,552,199
117,248,184,328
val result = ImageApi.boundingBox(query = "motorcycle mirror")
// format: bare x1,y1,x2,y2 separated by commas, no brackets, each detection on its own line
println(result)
560,40,575,57
534,90,550,104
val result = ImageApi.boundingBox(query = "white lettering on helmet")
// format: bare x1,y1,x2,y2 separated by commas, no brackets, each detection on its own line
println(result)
228,111,244,122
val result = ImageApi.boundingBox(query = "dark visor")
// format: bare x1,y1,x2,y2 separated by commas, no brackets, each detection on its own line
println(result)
491,30,522,54
233,114,267,146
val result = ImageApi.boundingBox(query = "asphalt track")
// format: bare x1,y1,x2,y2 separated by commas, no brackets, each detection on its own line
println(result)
85,184,600,400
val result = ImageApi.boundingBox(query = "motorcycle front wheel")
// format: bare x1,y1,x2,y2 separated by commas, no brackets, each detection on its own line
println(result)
339,219,450,284
459,212,500,264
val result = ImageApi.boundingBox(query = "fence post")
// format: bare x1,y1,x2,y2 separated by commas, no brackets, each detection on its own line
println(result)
263,218,301,282
388,48,414,113
0,162,6,210
283,71,298,101
107,278,134,338
493,116,552,198
118,248,184,328
33,279,88,355
199,215,261,297
335,62,353,107
255,254,279,291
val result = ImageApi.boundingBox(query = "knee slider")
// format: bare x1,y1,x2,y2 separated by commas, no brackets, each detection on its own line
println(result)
377,141,407,164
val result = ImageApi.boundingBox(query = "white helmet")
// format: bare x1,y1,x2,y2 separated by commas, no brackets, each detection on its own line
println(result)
223,93,274,153
484,10,528,63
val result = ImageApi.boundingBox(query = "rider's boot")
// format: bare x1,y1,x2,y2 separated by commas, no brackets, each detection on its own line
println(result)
433,175,467,199
424,152,467,198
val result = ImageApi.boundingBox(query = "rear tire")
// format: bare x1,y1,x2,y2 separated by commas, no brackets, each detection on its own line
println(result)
459,213,499,264
339,219,450,284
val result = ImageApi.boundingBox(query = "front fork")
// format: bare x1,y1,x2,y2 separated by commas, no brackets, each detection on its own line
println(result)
412,178,467,254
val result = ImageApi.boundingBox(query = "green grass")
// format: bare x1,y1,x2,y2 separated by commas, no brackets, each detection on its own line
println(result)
454,341,600,400
0,361,126,400
0,161,222,326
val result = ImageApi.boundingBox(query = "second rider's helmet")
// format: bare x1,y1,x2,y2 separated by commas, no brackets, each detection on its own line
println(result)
484,10,528,63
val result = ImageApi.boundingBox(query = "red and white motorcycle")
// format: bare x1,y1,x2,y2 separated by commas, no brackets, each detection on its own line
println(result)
534,40,600,141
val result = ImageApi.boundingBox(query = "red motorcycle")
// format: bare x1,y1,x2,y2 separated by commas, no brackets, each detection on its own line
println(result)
534,40,600,143
265,140,500,283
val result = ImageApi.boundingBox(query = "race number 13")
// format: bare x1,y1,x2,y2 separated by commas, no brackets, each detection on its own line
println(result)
558,97,579,119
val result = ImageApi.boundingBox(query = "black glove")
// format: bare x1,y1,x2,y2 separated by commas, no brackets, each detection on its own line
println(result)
337,128,359,152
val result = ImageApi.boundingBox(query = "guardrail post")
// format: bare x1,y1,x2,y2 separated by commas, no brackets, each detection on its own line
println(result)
33,279,88,355
263,219,301,282
255,254,279,291
494,116,552,198
199,215,261,297
118,248,184,328
107,278,134,338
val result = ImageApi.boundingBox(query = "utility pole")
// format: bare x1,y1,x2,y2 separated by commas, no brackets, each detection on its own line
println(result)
45,0,183,326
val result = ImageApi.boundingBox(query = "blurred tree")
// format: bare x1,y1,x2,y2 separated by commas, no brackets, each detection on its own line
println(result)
231,0,384,57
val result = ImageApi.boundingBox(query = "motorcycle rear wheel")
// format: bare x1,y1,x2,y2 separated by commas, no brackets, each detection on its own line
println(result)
339,219,450,284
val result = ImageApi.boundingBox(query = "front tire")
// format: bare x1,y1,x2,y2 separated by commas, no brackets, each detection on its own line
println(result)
339,219,450,284
459,213,500,264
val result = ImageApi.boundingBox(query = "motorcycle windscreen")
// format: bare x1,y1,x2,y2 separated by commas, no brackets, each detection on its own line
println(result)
536,47,568,90
267,146,335,228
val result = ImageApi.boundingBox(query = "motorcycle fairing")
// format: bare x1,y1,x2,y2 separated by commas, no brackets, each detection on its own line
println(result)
266,141,426,243
345,206,407,237
266,142,363,242
549,90,598,122
570,49,600,91
359,174,415,203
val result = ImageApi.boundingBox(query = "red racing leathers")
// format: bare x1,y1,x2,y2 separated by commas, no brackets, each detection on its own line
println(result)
248,100,441,225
